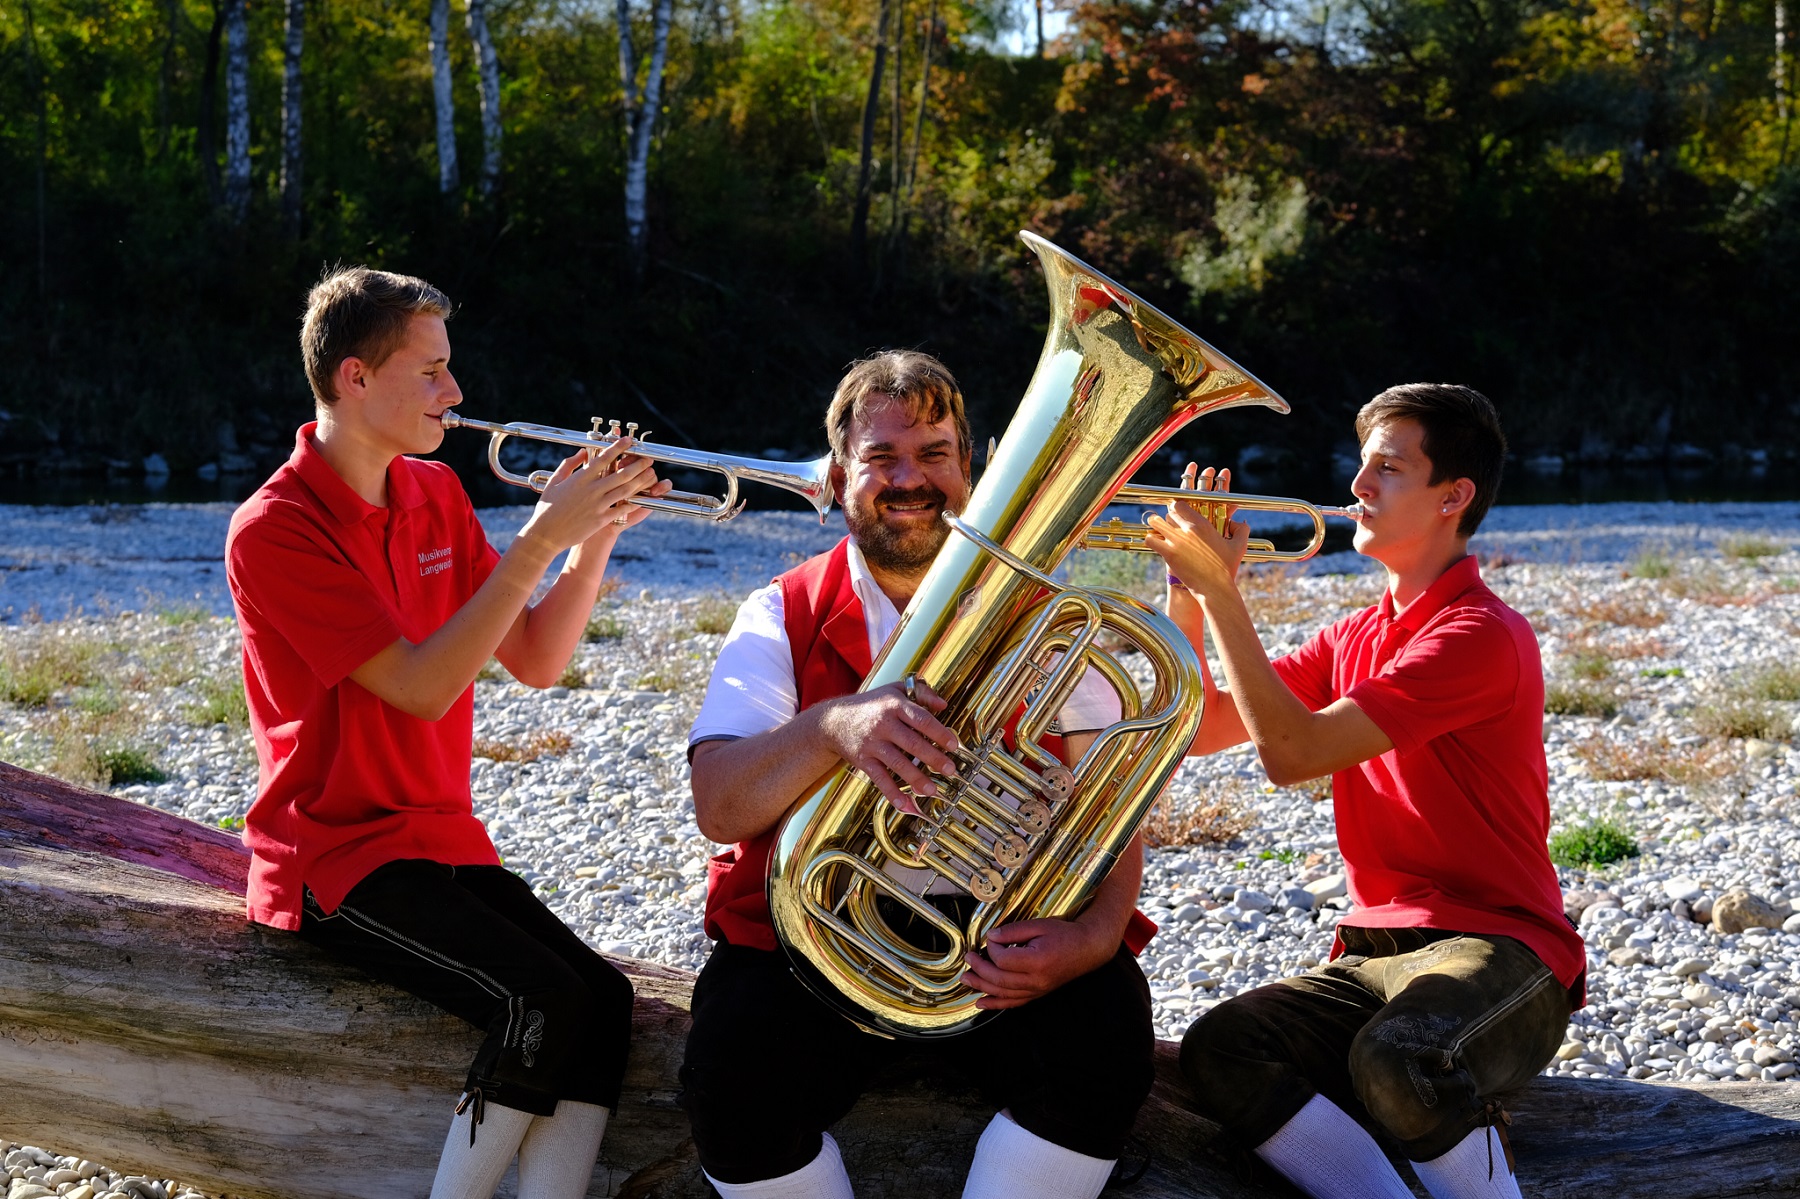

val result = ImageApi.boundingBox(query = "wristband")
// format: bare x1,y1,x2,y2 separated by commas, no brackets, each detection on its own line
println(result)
1167,572,1187,588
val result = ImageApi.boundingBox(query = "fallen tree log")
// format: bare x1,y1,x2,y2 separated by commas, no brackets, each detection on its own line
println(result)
2,760,1797,1198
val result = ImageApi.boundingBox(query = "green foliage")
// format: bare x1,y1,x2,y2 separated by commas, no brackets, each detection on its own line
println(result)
1565,652,1612,682
690,597,738,636
1630,551,1674,580
1548,819,1637,868
185,674,249,726
0,632,105,706
94,745,168,786
1064,549,1162,603
1721,536,1783,561
1545,682,1618,718
1690,697,1786,741
1742,663,1800,703
585,614,627,641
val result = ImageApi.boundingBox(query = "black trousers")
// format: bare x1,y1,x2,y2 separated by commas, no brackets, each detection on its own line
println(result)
1179,926,1573,1163
297,859,634,1117
679,939,1156,1185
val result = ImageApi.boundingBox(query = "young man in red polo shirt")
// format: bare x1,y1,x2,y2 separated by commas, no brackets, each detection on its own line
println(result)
1144,384,1583,1199
680,351,1154,1199
226,267,666,1199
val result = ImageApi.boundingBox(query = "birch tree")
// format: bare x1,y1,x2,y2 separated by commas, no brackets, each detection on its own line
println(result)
849,0,894,273
280,0,305,235
199,0,224,208
430,0,460,194
223,0,250,226
467,0,504,199
618,0,674,278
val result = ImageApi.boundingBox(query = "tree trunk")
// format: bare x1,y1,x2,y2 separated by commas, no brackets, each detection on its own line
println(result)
5,762,1800,1198
618,0,674,280
21,0,47,304
1778,0,1791,125
223,0,251,226
849,0,892,276
467,0,503,199
280,0,305,237
430,0,461,195
1035,0,1044,57
199,0,224,210
157,0,182,158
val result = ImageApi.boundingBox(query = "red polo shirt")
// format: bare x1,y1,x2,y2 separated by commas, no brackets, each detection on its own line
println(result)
226,424,503,930
1272,556,1585,992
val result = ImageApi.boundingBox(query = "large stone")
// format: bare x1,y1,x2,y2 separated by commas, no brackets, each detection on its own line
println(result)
1565,889,1622,922
1303,872,1347,905
1711,888,1788,935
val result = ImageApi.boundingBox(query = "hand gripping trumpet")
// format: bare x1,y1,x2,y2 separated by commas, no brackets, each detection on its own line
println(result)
1086,488,1364,564
768,231,1294,1039
440,412,836,523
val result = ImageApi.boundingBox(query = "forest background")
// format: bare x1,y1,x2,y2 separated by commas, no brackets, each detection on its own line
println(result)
1,0,1796,497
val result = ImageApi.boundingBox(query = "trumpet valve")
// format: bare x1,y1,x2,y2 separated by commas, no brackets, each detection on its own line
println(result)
626,421,640,440
609,419,623,439
589,417,605,439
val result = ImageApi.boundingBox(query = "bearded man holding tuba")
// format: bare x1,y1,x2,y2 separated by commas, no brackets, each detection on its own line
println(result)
678,350,1156,1199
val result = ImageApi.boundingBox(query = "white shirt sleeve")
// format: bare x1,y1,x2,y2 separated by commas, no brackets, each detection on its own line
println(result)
687,583,798,746
1053,661,1126,735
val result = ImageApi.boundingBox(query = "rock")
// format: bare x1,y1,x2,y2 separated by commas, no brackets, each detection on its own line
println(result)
43,1171,80,1187
1663,876,1704,903
1278,885,1314,912
65,1187,95,1199
1555,1040,1587,1061
1753,1045,1794,1067
1683,983,1721,1005
1565,888,1621,922
141,453,170,477
1172,904,1204,924
1692,895,1715,923
1608,947,1648,967
8,1185,55,1199
1303,872,1346,904
1671,957,1713,977
1784,912,1800,935
1711,888,1786,935
1670,899,1693,922
1233,889,1273,912
1744,738,1781,760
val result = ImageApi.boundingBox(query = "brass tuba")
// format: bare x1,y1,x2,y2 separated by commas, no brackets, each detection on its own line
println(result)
767,231,1288,1038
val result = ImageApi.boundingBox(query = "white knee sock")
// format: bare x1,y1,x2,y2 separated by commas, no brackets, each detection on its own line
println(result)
1410,1125,1522,1199
516,1100,610,1199
427,1093,535,1199
960,1112,1115,1199
1253,1093,1413,1199
702,1131,855,1199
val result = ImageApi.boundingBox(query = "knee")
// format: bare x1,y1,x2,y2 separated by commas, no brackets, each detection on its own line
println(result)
1178,1000,1285,1120
1348,1018,1470,1155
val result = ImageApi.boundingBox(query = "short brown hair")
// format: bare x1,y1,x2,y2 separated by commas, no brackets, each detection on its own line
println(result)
300,266,454,406
825,350,971,467
1355,383,1507,536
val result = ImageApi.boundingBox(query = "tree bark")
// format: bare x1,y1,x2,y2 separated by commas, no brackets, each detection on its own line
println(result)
849,0,893,276
223,0,251,226
21,0,47,304
430,0,461,195
618,0,674,280
280,0,305,236
4,762,1800,1198
467,0,503,199
198,0,224,210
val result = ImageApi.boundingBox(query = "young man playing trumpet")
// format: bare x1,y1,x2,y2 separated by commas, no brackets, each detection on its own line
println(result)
679,350,1156,1199
1144,384,1582,1199
227,267,667,1199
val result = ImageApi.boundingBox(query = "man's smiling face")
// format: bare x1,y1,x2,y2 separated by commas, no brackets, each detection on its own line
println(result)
834,395,971,576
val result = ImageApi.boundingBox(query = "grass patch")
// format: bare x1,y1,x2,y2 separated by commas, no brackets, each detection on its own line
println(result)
1143,780,1256,848
1563,595,1666,628
1689,697,1786,740
1629,549,1673,579
690,597,738,635
1548,819,1638,867
1065,548,1162,604
1741,663,1800,702
1545,682,1619,718
556,662,589,689
1573,734,1743,789
93,745,169,785
1640,666,1685,679
585,614,626,641
0,630,107,706
472,730,575,763
217,815,245,831
1565,651,1613,682
1720,535,1783,560
157,603,213,625
184,674,249,726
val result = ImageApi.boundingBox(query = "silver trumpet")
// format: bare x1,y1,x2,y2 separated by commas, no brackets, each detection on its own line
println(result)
441,412,835,523
1084,485,1364,564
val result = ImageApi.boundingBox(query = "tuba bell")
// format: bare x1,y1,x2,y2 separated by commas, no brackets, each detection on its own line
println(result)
767,231,1288,1038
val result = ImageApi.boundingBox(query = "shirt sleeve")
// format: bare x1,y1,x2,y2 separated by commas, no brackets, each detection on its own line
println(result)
227,504,403,689
1053,660,1125,734
688,583,798,746
1345,608,1521,756
1271,619,1341,711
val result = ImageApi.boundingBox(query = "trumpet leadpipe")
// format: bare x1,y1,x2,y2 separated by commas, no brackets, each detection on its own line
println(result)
1084,485,1364,564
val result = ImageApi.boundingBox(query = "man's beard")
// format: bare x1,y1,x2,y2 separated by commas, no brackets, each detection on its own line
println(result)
845,483,959,576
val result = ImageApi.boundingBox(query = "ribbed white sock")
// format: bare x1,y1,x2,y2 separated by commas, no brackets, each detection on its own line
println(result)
516,1100,610,1199
1410,1125,1522,1199
959,1112,1115,1199
702,1131,855,1198
427,1093,534,1199
1253,1093,1413,1199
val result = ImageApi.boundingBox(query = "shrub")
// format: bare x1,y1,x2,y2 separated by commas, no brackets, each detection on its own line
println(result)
472,730,575,763
1545,683,1619,718
1565,652,1612,682
1742,663,1800,702
1065,547,1162,603
184,674,249,726
1629,550,1673,579
1562,595,1666,628
1689,697,1786,741
585,614,626,640
1548,819,1637,867
691,597,738,635
0,632,106,706
556,662,589,689
94,745,169,786
1720,536,1783,560
1143,779,1256,848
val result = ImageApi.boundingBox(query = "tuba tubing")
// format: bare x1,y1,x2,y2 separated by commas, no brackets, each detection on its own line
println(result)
767,231,1290,1039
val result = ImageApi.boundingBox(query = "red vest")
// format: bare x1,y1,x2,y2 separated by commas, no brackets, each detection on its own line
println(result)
700,538,1156,956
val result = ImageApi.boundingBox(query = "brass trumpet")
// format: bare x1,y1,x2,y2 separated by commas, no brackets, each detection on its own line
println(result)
1084,485,1364,564
441,413,835,523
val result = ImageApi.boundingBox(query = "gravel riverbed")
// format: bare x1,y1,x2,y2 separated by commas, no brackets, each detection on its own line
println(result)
4,499,1800,1193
